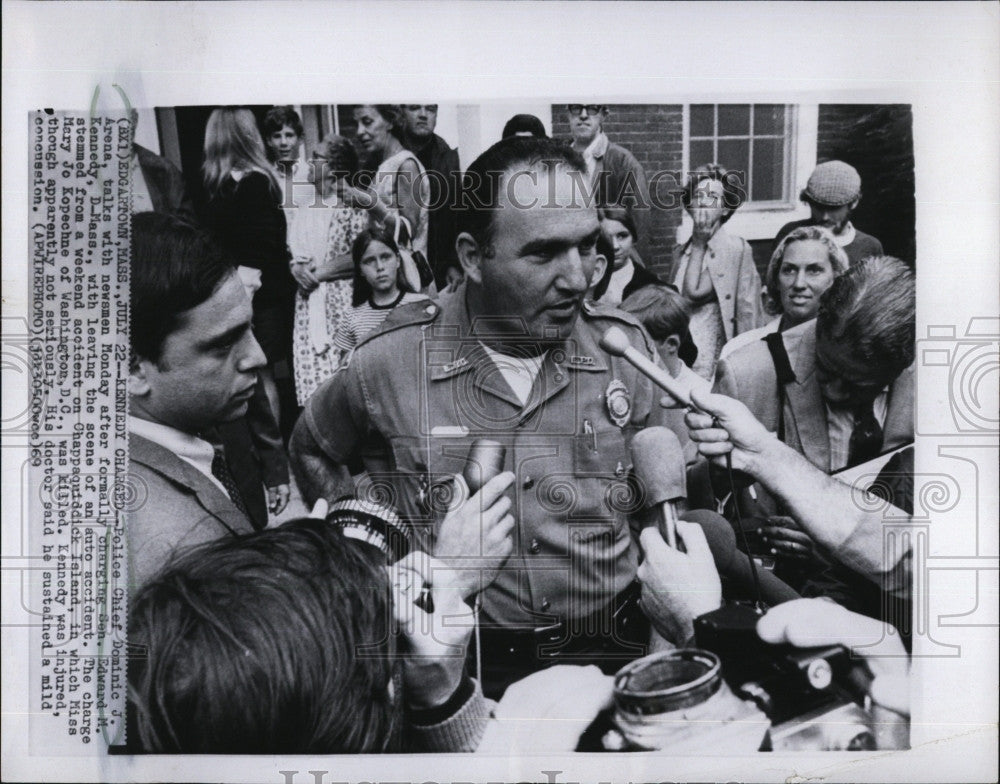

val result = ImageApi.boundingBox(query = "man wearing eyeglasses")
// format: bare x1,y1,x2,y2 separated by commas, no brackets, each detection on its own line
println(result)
401,104,462,288
566,103,651,264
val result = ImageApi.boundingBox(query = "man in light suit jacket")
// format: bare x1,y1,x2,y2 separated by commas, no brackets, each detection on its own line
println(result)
688,256,915,585
127,213,267,589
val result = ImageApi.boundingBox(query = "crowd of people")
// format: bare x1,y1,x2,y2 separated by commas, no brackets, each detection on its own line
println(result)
124,103,914,754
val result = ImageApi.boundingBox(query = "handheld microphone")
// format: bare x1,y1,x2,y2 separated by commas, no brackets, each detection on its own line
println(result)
680,509,800,607
599,326,696,409
630,427,687,548
463,439,507,495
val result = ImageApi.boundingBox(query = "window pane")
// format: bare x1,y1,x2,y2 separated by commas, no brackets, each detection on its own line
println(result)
717,138,750,188
752,138,785,201
717,105,750,136
753,104,785,136
689,139,715,169
690,104,714,137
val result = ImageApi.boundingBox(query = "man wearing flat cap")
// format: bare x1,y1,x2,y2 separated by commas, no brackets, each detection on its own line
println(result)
773,160,883,266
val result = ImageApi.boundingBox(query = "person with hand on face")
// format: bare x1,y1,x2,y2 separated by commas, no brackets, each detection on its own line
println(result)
673,164,766,381
774,160,884,267
291,137,670,698
399,104,462,289
719,225,849,361
567,103,652,263
330,228,428,360
127,213,284,589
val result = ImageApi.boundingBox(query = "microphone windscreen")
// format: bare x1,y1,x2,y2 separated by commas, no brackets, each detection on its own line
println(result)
598,326,632,357
680,509,801,606
630,426,687,507
679,508,737,570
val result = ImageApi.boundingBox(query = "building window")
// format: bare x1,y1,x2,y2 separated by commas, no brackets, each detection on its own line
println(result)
687,104,795,207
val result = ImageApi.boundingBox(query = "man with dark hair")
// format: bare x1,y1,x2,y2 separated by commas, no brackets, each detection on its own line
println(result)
713,255,914,475
399,104,462,287
128,517,493,753
292,136,674,697
128,212,267,588
566,103,651,262
502,113,547,139
774,160,884,266
262,104,305,165
693,256,914,612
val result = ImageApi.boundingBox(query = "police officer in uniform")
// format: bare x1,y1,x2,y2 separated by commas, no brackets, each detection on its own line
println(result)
291,137,678,698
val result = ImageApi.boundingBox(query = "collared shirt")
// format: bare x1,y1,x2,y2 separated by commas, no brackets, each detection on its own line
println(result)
303,287,667,627
603,259,635,306
128,416,228,496
825,390,889,472
481,345,546,406
581,132,610,184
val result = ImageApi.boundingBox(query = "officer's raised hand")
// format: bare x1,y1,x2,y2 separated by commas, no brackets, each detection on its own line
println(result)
433,472,516,599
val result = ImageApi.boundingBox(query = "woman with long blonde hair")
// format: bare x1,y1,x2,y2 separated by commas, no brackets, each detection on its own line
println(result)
202,107,295,426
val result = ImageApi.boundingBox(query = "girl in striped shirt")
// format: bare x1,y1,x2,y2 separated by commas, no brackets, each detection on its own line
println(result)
332,228,427,358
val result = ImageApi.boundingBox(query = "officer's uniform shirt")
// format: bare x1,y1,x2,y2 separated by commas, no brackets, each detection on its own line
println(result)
303,284,670,629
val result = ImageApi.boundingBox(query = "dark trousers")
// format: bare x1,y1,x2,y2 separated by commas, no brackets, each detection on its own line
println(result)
472,582,650,700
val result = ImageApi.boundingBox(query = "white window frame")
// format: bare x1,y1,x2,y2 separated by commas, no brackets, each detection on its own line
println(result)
679,103,818,242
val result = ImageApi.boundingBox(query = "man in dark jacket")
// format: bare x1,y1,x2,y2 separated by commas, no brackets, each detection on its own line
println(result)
400,104,462,288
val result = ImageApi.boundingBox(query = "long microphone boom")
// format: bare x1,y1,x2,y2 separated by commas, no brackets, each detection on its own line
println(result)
599,326,696,408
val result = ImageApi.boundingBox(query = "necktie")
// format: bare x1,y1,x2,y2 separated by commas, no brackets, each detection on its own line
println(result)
211,446,251,521
848,401,884,468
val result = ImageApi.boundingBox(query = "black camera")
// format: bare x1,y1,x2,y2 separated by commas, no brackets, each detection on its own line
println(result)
694,603,876,750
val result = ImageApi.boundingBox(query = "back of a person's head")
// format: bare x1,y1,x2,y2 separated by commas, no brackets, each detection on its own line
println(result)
130,212,235,367
202,107,276,194
501,114,547,140
127,518,397,754
457,136,586,250
817,255,915,372
619,284,691,343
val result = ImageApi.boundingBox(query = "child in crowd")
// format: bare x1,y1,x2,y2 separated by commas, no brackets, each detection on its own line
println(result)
619,284,709,463
332,228,427,359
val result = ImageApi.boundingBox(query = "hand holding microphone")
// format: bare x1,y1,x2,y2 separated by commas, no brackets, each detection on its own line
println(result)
637,523,722,646
433,440,516,599
684,387,777,474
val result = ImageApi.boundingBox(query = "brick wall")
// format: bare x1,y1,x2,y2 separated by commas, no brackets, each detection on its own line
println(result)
816,105,916,266
551,105,685,279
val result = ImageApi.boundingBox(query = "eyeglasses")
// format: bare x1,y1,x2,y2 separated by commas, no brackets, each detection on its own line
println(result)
404,105,438,113
567,104,604,117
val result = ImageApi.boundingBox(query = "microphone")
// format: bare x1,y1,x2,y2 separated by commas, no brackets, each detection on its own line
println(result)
680,509,800,607
630,427,687,548
599,326,695,408
463,439,507,495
